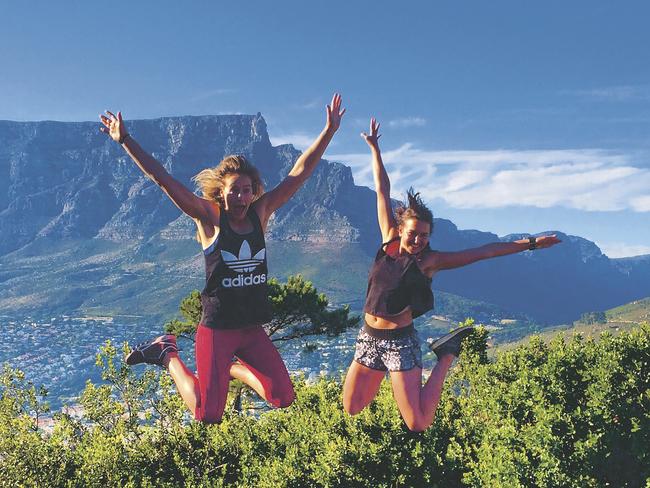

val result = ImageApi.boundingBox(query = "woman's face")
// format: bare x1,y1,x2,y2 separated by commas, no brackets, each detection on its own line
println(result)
399,218,431,254
221,174,254,218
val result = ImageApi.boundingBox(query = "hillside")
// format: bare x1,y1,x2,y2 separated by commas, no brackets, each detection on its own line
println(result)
2,115,650,324
605,296,650,324
493,296,650,352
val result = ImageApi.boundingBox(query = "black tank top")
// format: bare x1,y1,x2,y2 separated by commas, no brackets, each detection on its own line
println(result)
200,208,272,329
363,238,434,319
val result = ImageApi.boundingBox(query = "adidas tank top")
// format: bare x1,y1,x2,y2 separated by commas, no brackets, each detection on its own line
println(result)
200,208,272,329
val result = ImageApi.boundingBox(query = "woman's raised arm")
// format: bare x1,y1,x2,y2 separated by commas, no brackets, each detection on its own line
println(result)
100,110,213,222
427,234,561,272
254,94,345,226
362,118,397,242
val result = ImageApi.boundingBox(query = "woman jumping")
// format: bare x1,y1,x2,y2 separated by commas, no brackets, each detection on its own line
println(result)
342,118,560,432
100,94,345,423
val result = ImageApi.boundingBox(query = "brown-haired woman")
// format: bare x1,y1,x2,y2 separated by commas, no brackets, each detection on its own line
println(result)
100,94,345,423
342,118,560,432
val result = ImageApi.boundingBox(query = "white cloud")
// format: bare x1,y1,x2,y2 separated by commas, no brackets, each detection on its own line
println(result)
328,145,650,213
293,98,322,110
445,170,488,192
598,242,650,258
630,195,650,212
189,88,238,103
566,85,650,102
388,117,427,128
269,133,316,151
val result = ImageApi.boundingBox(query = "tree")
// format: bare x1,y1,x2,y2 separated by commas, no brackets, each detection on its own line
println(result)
164,274,360,343
579,311,607,325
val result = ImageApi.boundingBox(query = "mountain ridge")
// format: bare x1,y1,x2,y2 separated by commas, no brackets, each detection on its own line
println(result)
1,114,649,324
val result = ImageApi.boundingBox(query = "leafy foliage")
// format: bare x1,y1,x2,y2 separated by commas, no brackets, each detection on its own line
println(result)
1,323,648,487
163,290,203,340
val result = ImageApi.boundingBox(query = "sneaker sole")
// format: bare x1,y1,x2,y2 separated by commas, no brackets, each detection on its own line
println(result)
125,345,177,366
125,335,178,366
428,325,475,352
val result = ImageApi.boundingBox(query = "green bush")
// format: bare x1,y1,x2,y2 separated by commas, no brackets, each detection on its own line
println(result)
1,323,648,487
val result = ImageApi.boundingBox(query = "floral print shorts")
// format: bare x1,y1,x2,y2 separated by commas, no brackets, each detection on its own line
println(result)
353,324,423,372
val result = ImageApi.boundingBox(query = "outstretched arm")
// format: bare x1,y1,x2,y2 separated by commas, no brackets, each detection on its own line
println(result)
362,118,397,241
99,111,212,222
255,94,345,225
428,235,561,272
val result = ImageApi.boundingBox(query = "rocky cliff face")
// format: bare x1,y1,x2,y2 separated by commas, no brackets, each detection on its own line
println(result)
1,115,648,324
0,115,371,254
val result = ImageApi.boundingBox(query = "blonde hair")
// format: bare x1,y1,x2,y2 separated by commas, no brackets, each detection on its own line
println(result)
395,188,434,234
192,155,264,207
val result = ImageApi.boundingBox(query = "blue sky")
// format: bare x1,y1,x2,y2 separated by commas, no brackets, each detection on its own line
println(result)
2,1,649,257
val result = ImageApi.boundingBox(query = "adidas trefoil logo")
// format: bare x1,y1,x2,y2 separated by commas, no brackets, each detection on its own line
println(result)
221,240,265,273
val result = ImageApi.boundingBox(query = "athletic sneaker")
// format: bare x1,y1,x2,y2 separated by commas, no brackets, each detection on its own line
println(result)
125,334,178,366
427,326,475,360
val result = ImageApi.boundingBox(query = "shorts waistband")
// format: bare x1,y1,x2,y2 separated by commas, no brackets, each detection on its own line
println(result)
363,321,415,340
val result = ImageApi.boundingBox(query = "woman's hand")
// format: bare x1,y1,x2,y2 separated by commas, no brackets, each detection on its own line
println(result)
361,118,381,150
326,93,346,132
99,110,127,143
535,234,562,249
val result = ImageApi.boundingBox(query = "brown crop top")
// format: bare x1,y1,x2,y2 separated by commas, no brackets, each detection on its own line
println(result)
363,238,434,319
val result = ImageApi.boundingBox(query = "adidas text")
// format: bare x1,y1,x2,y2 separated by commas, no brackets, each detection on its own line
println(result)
222,273,267,288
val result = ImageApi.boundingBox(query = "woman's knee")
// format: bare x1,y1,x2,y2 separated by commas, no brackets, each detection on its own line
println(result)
277,390,295,408
266,382,294,408
343,403,361,416
402,415,431,432
269,382,295,408
193,391,227,424
342,393,366,416
194,407,223,424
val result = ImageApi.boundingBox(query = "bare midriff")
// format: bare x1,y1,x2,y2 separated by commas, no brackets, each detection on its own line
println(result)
364,308,413,329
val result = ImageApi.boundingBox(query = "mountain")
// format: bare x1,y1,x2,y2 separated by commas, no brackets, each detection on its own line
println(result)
0,115,377,252
1,115,649,324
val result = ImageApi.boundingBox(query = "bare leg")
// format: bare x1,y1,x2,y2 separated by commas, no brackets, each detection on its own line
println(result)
234,328,296,408
164,356,266,413
342,361,386,415
229,361,267,400
389,353,455,432
162,352,201,414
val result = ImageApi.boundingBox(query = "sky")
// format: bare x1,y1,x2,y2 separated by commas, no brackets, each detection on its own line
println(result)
1,1,649,257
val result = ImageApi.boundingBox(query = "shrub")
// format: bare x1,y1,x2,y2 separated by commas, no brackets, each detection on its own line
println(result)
1,323,648,487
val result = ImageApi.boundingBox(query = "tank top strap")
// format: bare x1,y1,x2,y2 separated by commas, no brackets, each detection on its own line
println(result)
247,207,263,234
380,236,401,250
376,237,401,259
218,208,230,233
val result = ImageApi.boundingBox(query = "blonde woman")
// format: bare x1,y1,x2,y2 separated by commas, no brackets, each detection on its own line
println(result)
343,118,560,431
100,94,345,423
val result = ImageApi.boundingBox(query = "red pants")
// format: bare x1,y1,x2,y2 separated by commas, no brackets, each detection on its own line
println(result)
194,324,295,423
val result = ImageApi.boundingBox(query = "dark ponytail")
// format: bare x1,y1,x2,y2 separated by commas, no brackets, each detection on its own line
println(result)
394,188,434,233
